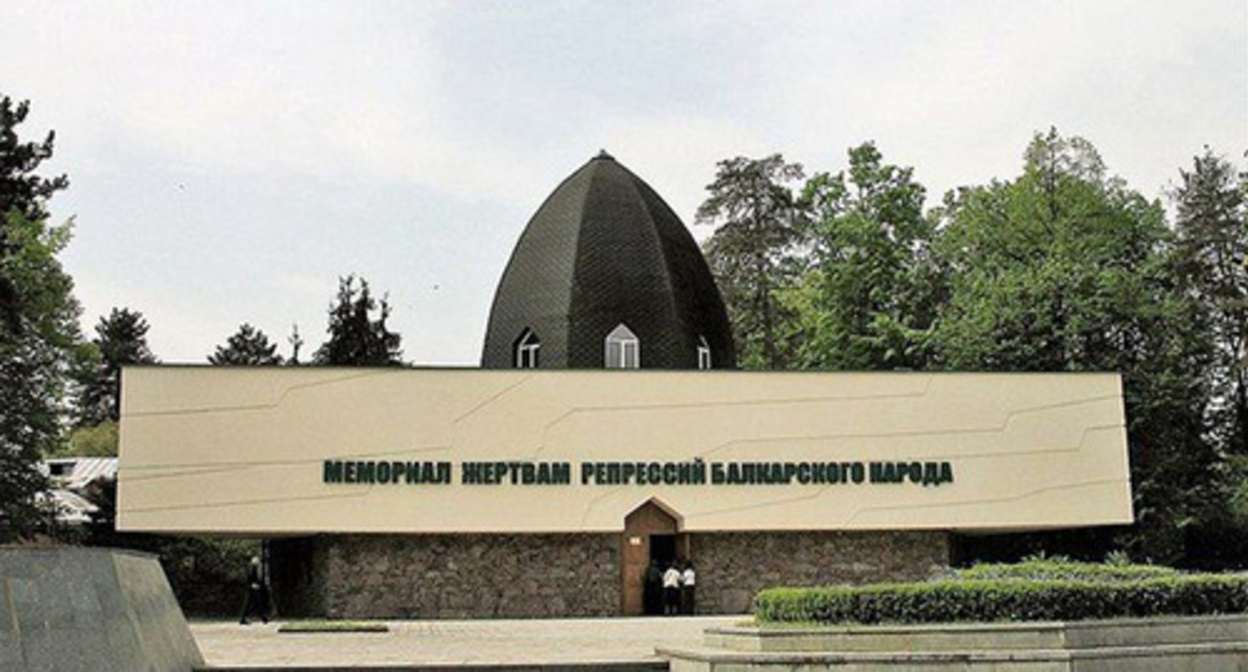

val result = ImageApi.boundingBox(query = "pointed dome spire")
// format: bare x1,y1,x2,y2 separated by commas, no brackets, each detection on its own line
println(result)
481,154,735,369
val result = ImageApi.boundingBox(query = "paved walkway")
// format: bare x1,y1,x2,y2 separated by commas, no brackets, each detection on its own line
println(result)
191,616,742,668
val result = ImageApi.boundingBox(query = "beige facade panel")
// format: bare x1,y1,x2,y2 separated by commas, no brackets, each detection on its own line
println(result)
117,367,1132,535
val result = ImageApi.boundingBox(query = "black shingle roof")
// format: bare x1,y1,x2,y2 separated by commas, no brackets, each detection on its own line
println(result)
482,152,735,369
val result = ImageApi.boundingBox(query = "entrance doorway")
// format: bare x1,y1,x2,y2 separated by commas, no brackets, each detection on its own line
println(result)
621,499,687,616
650,534,676,568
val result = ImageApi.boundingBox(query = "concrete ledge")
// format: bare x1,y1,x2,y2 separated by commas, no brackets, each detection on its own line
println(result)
704,614,1248,652
662,615,1248,671
199,659,668,664
660,642,1248,671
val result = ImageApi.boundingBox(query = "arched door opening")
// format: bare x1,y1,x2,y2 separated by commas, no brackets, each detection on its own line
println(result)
621,499,688,616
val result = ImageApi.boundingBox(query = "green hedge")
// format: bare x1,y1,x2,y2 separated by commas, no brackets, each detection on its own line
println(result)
754,575,1248,625
951,558,1177,583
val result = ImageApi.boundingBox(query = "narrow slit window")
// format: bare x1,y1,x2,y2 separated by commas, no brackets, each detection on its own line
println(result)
515,329,541,368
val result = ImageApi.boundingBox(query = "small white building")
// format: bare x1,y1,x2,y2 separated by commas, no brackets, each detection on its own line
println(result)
40,457,117,526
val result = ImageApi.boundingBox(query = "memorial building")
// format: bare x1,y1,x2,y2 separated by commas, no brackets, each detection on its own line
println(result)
117,153,1134,618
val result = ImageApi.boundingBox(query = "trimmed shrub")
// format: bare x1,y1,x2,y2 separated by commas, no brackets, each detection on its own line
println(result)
952,558,1177,583
754,575,1248,625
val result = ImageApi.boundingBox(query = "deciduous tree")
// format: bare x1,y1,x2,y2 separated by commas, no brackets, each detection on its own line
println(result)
0,94,78,542
796,143,941,370
932,129,1216,563
0,211,81,541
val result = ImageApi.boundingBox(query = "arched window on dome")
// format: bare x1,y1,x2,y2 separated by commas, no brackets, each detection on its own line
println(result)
514,328,540,368
605,323,640,369
697,336,712,370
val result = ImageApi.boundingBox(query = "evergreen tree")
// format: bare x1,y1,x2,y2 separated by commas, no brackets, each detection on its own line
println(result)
312,275,403,366
76,307,157,426
209,323,283,365
2,95,69,334
1170,149,1248,457
697,155,807,369
286,323,304,365
0,96,68,219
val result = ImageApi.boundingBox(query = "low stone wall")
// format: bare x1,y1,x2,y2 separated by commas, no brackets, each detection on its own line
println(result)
660,615,1248,671
0,546,203,672
690,531,950,614
310,533,621,619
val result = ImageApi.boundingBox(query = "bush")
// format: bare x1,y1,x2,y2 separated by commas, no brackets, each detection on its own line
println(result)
952,557,1177,583
754,574,1248,625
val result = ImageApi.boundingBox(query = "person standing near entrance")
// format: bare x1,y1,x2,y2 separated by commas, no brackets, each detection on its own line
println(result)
645,559,663,615
662,561,682,615
680,560,696,615
239,555,270,624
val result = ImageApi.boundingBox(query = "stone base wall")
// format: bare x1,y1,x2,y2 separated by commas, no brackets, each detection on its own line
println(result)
275,530,949,618
309,533,620,619
690,530,951,614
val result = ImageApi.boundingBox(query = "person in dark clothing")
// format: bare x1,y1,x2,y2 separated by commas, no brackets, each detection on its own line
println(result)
644,559,663,615
239,556,270,624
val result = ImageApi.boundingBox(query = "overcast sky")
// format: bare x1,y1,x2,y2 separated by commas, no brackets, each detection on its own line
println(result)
3,1,1245,365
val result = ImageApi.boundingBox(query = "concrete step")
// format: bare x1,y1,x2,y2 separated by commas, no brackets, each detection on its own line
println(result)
198,663,669,672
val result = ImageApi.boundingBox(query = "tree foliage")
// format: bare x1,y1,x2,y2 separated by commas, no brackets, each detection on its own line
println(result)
209,323,283,365
0,211,80,541
58,421,118,458
0,95,78,543
312,275,403,366
2,95,70,336
929,130,1216,563
795,143,942,370
0,96,68,220
1170,149,1248,457
76,307,158,426
697,154,806,369
286,323,305,365
697,131,1243,565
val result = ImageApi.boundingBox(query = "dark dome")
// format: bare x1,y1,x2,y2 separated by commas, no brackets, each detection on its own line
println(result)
482,152,735,369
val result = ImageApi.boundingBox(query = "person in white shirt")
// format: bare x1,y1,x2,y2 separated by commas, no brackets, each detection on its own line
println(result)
680,561,696,615
662,562,682,615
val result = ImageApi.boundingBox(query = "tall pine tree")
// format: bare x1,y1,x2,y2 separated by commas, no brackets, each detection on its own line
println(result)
209,323,283,365
697,155,807,369
1170,149,1248,457
76,308,157,426
313,275,403,366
